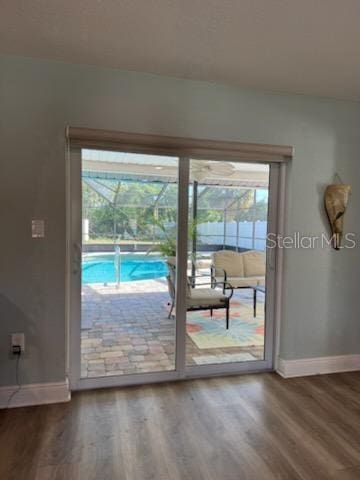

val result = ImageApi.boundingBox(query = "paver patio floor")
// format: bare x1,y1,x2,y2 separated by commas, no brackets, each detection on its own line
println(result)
81,279,264,378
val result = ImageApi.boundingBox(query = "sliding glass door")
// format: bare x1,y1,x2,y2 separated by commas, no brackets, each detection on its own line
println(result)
185,160,270,371
80,151,181,379
69,149,279,389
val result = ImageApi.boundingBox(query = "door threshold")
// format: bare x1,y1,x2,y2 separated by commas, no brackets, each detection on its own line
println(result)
72,365,273,391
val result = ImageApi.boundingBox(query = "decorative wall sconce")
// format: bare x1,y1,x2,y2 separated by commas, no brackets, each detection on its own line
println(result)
324,174,351,250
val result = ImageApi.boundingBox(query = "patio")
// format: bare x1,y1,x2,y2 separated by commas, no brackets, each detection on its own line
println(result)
81,278,265,378
80,152,268,378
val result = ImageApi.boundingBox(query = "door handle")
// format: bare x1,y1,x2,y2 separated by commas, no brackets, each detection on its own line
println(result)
267,244,276,271
73,242,82,274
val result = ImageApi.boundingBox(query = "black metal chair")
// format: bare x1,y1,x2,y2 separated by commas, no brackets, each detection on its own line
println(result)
166,261,234,329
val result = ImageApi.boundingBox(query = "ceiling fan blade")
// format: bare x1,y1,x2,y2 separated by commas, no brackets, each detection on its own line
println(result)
209,163,235,176
190,160,235,181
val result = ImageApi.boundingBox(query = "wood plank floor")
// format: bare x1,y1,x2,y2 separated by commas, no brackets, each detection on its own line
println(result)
1,372,360,480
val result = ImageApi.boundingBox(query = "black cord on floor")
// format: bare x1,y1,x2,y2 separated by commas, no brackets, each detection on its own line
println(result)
6,353,21,409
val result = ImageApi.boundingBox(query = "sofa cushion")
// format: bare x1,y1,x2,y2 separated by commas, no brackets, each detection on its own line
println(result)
212,250,244,277
242,251,266,277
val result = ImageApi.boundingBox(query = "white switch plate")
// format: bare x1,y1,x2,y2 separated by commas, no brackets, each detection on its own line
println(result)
11,333,25,353
32,219,45,238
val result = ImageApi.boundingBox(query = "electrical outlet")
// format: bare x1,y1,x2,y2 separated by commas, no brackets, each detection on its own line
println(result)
11,333,25,353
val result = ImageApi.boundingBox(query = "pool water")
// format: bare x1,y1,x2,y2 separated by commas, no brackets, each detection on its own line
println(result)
82,253,168,284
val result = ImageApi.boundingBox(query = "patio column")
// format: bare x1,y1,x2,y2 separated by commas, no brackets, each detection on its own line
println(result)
236,199,240,251
191,180,198,282
252,189,257,249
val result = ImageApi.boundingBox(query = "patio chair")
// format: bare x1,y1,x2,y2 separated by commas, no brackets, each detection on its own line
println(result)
166,258,233,329
211,250,266,318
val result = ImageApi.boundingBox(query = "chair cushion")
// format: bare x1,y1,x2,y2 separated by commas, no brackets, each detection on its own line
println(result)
214,276,265,288
166,259,176,285
226,276,265,288
242,251,266,277
167,257,192,296
187,288,228,308
167,256,176,267
212,250,244,277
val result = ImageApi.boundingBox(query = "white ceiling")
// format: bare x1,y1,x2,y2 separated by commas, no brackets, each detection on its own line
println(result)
82,151,269,186
1,0,360,100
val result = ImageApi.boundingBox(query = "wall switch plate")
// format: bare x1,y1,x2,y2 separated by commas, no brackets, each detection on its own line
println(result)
11,333,25,353
32,219,45,238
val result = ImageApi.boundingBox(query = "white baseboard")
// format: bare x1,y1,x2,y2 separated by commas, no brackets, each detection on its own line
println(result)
0,380,71,409
276,354,360,378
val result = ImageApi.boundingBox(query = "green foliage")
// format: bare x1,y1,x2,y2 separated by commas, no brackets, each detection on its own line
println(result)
154,235,177,257
149,219,197,257
82,181,178,241
82,180,268,244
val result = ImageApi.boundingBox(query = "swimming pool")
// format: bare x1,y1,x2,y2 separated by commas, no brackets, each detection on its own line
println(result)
82,253,168,284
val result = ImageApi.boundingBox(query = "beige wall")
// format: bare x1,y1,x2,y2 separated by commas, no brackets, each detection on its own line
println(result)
1,55,360,386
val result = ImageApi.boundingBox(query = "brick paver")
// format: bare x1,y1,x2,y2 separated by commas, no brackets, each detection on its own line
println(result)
81,279,264,378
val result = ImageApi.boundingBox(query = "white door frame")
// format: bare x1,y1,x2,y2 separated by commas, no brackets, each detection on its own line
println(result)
66,148,286,391
184,162,281,378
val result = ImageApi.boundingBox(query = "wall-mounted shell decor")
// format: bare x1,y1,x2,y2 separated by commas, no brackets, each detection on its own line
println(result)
324,179,351,250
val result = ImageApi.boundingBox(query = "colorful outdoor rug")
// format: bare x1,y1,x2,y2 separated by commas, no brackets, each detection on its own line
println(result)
186,300,264,349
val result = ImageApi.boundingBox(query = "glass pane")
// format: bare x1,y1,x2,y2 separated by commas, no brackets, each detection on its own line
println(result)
186,160,269,366
81,150,178,377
